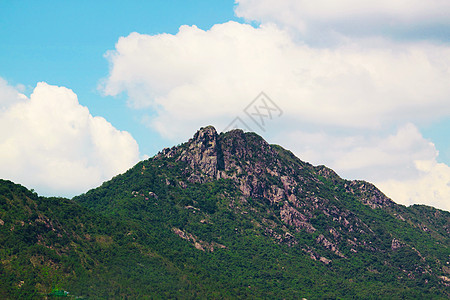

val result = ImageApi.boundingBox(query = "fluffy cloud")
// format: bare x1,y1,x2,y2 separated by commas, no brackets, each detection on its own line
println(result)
103,22,450,138
101,14,450,211
378,159,450,212
276,124,435,180
0,80,140,197
275,123,450,211
0,78,27,110
235,0,450,41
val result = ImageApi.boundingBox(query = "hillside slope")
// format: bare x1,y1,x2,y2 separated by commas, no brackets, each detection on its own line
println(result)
1,126,449,298
0,180,196,298
75,126,450,298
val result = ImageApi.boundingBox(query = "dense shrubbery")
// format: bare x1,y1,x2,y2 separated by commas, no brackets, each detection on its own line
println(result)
1,130,449,298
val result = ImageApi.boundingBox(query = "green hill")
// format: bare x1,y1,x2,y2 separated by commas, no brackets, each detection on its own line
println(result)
1,126,449,298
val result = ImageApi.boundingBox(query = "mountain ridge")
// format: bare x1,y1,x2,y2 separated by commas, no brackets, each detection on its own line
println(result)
1,125,449,298
159,126,396,209
76,126,449,294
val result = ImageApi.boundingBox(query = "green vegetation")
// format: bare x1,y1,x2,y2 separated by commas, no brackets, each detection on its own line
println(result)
0,128,449,299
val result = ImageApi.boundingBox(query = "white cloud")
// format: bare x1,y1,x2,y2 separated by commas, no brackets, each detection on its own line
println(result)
0,78,27,111
378,160,450,212
0,80,140,197
235,0,450,41
274,123,450,211
101,18,450,212
276,124,436,180
102,22,450,138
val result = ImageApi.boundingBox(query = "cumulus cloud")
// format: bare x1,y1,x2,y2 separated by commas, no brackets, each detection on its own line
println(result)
103,22,450,138
235,0,450,41
276,124,435,180
0,78,27,111
100,11,450,211
275,123,450,211
378,160,450,212
0,80,140,197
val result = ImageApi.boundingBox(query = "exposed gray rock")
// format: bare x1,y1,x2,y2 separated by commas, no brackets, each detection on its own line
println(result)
316,234,346,258
280,203,316,233
347,180,395,209
391,238,404,251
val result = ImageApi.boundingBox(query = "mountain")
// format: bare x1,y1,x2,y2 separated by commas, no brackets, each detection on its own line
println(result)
1,126,449,298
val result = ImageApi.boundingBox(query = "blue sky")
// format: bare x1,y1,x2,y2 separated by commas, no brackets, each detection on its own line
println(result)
0,0,241,155
1,0,450,211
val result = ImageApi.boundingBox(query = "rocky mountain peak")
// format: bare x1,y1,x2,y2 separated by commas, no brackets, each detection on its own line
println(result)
158,126,395,212
175,126,224,181
159,126,272,183
191,125,218,145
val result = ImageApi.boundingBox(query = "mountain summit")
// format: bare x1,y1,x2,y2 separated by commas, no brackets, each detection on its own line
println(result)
160,126,395,208
1,126,449,298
